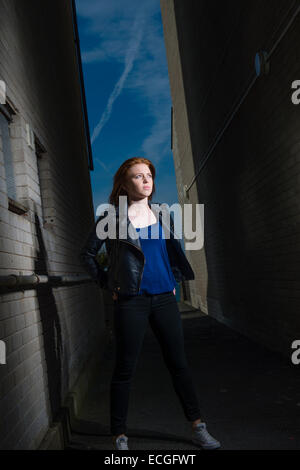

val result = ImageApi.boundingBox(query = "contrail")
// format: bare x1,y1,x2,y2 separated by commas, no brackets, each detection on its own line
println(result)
91,12,145,144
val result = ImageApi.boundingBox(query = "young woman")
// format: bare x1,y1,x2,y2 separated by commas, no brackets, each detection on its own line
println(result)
80,157,221,451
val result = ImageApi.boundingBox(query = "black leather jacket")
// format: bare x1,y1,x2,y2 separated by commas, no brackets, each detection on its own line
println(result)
79,202,195,295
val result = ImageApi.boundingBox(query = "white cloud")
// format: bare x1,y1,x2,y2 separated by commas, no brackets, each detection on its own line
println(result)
76,0,172,163
94,157,113,175
91,10,145,144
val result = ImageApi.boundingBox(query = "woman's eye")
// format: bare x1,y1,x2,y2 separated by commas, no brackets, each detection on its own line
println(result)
135,174,152,179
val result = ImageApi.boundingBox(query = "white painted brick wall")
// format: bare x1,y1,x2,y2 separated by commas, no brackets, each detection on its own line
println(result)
0,0,106,450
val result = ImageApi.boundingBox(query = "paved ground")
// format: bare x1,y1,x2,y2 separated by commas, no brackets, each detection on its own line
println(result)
66,302,300,450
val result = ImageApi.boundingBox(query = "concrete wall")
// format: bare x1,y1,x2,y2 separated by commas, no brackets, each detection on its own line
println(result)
0,0,107,449
161,0,300,357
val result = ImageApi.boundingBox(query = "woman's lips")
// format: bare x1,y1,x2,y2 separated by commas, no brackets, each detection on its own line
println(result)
143,186,151,189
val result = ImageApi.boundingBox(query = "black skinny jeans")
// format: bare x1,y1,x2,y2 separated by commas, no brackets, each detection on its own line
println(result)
110,290,202,436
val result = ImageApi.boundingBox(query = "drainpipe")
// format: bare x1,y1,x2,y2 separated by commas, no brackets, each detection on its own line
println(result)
0,274,94,288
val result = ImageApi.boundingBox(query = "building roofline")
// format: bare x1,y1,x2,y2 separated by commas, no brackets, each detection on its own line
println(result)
70,0,94,171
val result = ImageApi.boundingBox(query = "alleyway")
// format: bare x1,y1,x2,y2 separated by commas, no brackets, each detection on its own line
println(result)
65,303,300,450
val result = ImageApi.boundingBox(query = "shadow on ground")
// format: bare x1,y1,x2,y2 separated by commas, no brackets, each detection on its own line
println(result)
65,306,300,450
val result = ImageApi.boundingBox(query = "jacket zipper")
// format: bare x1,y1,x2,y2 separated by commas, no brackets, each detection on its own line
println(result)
118,239,145,293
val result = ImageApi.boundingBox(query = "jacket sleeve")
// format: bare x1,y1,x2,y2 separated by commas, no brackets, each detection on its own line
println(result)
168,210,195,281
79,213,109,289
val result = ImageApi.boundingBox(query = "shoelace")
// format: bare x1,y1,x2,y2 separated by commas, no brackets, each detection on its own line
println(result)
194,425,213,442
117,437,128,449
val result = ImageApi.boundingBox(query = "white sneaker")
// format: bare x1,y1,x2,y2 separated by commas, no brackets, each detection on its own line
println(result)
192,422,221,449
114,435,129,450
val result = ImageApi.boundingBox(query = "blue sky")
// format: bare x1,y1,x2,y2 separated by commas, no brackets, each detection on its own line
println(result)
75,0,179,214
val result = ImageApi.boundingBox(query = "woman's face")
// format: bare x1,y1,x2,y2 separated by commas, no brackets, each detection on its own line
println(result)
122,163,153,201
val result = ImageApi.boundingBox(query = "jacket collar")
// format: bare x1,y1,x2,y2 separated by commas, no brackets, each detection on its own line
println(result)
114,201,174,250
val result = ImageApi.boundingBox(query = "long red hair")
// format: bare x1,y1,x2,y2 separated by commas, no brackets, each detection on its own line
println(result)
109,157,156,207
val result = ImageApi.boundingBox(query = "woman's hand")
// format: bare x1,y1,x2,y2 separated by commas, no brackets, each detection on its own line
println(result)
173,287,176,296
112,292,118,301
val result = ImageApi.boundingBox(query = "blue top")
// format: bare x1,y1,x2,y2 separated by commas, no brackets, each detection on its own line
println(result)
135,219,176,295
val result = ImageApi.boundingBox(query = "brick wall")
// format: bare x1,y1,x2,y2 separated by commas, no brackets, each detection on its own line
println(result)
161,0,300,357
0,0,106,449
161,0,209,313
